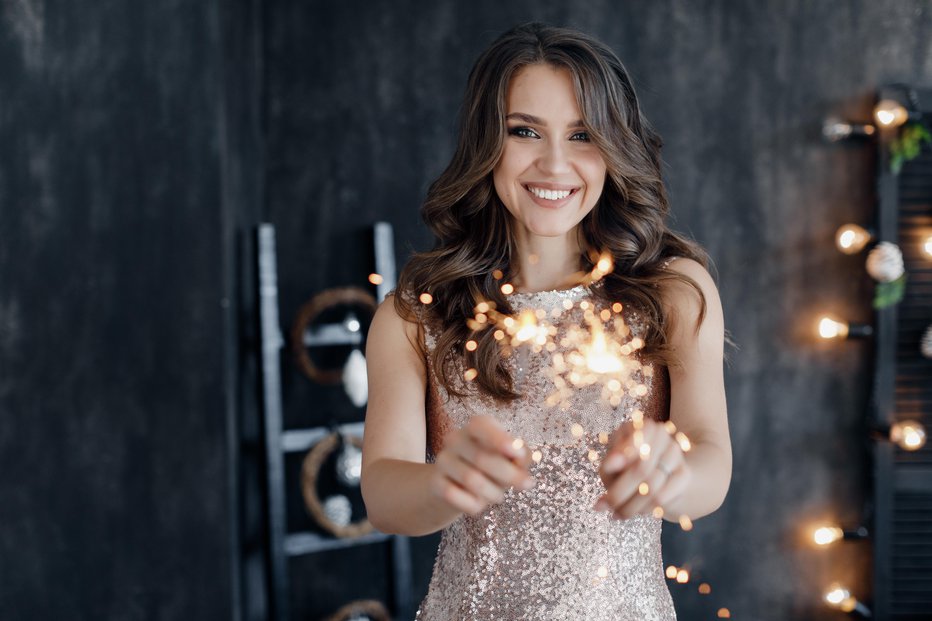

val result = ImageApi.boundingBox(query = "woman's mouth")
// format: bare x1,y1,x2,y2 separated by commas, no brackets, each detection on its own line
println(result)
523,184,580,208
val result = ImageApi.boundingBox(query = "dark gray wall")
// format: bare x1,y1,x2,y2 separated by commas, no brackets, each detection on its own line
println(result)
2,0,930,620
0,1,240,619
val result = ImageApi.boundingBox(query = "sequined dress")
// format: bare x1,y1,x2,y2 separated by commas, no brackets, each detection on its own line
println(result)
410,282,677,621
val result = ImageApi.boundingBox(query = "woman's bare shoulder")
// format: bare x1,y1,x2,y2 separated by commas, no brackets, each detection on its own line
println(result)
369,291,426,363
658,257,724,335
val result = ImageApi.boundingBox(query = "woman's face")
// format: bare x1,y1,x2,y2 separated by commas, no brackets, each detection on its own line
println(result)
493,63,607,239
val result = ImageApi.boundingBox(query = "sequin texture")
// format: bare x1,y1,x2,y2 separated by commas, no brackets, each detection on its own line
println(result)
411,283,677,621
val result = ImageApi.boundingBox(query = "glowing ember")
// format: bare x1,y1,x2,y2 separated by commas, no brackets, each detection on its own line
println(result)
679,515,693,531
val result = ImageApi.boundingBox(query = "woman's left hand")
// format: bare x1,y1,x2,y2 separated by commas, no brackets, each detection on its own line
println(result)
593,415,692,520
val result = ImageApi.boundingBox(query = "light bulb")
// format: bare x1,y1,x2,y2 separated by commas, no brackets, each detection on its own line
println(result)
874,99,909,128
813,525,844,546
890,420,927,451
824,583,855,611
818,316,849,339
923,234,932,259
835,224,872,254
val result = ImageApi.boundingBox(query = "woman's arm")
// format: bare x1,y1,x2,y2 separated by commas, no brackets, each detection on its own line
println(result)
595,258,732,522
360,295,533,537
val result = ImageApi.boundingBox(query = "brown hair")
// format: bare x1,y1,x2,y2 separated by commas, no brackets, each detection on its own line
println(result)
394,22,714,401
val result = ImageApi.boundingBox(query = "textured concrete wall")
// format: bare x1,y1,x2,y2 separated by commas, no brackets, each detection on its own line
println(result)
0,1,236,619
266,1,932,619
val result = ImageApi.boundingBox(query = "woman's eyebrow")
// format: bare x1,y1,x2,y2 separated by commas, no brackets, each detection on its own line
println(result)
506,112,586,128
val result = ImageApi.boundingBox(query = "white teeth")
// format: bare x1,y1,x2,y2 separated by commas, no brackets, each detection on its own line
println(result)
528,186,572,200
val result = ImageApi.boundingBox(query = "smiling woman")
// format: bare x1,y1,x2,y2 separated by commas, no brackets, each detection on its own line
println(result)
360,21,731,621
494,64,608,261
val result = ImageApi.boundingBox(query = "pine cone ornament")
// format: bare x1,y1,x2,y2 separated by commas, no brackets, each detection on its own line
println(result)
866,241,905,282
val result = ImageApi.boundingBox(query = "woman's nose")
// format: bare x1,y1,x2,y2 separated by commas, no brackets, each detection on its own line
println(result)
537,140,572,175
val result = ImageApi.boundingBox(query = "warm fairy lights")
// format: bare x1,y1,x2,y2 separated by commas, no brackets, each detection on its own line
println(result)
698,583,711,594
717,608,731,618
818,316,849,339
368,272,384,285
834,224,872,254
890,420,927,451
813,525,845,546
824,583,859,612
419,292,433,304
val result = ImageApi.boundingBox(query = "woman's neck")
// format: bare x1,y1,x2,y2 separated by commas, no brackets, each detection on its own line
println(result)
511,230,587,293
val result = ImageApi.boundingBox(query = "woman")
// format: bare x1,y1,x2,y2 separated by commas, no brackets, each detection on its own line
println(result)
361,22,731,620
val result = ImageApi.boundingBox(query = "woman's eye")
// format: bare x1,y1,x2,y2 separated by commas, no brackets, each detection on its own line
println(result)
508,126,539,139
570,131,591,141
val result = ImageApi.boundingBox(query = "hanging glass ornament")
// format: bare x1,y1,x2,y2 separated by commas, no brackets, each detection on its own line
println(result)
921,324,932,359
336,438,363,487
342,348,368,407
866,241,905,282
322,495,352,528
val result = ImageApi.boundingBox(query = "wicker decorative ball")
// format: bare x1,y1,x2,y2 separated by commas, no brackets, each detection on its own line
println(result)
865,241,904,283
921,324,932,359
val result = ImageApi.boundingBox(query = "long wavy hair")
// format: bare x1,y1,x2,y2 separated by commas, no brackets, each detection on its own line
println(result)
394,22,715,402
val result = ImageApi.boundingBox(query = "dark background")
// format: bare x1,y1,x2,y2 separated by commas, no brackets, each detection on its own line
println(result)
2,0,930,619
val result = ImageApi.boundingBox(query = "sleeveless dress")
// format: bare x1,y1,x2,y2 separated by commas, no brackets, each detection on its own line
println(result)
409,279,677,621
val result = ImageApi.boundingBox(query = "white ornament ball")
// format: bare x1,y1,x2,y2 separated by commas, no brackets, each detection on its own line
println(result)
342,348,369,407
323,495,353,527
921,325,932,359
336,442,363,487
866,241,904,283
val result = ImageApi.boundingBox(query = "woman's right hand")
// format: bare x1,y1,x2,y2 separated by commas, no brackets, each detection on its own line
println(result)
429,415,536,516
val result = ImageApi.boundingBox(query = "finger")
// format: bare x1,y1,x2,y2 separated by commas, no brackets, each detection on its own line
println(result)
654,462,691,509
619,462,673,518
456,439,534,490
429,474,486,515
435,449,503,505
600,419,663,484
465,415,526,460
600,427,670,511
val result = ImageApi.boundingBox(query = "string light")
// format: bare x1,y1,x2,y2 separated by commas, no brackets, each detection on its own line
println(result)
835,224,872,255
922,234,932,259
368,273,384,285
873,99,909,128
817,315,873,340
890,420,927,451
